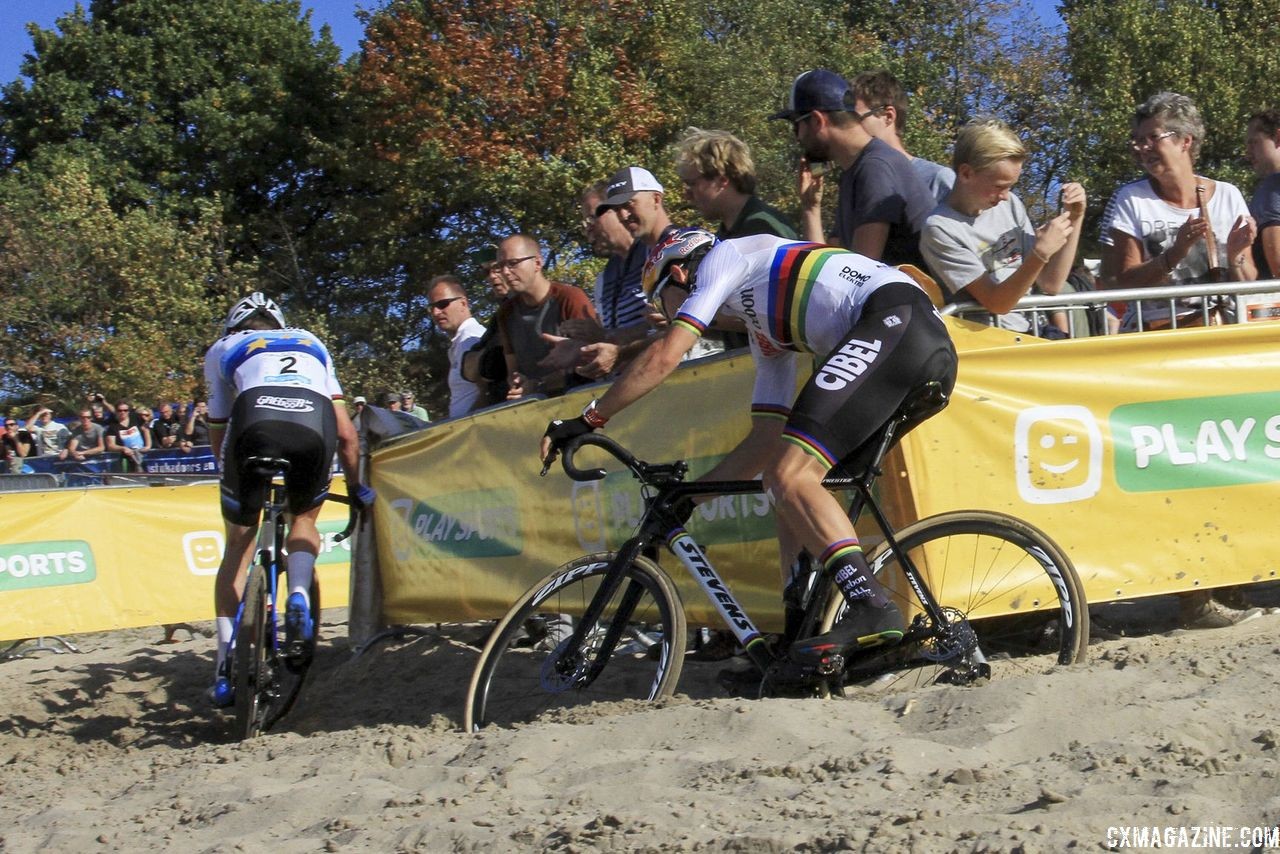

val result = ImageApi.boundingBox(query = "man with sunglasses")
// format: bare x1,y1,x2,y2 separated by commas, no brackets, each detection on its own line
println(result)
542,228,956,671
428,274,486,417
105,402,152,471
775,69,934,272
2,417,28,473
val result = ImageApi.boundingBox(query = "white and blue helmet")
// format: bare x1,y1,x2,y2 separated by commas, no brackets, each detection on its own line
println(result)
224,292,285,334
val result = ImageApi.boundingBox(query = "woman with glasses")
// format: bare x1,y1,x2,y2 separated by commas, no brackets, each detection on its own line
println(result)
1099,91,1257,330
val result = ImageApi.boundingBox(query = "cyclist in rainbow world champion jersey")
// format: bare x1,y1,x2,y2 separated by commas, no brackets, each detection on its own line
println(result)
542,231,958,664
202,293,373,706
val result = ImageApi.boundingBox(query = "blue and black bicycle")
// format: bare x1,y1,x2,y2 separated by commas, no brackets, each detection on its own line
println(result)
222,457,359,740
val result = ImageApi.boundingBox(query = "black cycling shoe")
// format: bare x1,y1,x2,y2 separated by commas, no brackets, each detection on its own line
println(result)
789,601,905,666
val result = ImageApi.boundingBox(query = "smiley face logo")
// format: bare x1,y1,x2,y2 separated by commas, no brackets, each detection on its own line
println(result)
1014,405,1103,505
182,531,224,575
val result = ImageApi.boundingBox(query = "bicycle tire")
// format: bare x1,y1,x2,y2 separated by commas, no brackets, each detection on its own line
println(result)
820,510,1087,691
232,568,269,739
264,576,321,731
465,553,687,731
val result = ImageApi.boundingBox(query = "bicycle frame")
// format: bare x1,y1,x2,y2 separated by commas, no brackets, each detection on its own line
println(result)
550,402,955,684
227,475,291,673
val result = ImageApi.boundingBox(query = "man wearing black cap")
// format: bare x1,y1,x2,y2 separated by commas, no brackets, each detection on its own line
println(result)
773,68,934,271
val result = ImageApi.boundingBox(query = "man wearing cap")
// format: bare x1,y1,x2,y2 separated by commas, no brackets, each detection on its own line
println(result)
428,273,487,417
594,165,735,360
537,181,655,383
382,392,402,411
774,68,934,270
401,391,429,421
594,165,679,250
492,233,598,399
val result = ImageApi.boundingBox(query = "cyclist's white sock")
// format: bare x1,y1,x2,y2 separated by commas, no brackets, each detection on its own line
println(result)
215,616,234,671
287,551,315,607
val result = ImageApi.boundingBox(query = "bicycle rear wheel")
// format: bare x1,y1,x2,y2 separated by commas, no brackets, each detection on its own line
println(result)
232,568,269,739
465,553,687,731
822,510,1087,692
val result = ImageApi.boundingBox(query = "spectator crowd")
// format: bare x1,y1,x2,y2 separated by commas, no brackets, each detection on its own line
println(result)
10,71,1279,453
411,72,1277,428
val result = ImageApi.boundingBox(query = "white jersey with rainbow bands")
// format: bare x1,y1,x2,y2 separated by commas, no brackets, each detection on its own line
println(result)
672,234,922,417
203,328,344,425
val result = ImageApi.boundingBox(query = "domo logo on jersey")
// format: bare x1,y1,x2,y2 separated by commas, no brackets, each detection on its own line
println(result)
255,395,315,413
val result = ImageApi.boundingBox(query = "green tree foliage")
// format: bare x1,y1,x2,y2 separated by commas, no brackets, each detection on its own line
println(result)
1063,0,1280,234
0,152,245,410
0,0,345,275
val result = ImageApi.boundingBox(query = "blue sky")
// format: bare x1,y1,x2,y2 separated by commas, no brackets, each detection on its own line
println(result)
1,1,1064,87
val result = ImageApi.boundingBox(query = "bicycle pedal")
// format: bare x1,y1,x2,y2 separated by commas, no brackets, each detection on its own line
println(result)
814,653,845,677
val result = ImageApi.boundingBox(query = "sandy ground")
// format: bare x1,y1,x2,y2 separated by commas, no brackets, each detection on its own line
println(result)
4,595,1280,853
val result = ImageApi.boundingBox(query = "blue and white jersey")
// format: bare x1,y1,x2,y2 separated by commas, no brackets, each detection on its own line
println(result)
203,328,343,425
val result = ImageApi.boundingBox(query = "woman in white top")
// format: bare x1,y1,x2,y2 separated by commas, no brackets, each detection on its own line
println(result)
1099,91,1257,329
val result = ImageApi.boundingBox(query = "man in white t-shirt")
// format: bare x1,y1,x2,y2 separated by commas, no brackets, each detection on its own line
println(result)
427,275,487,418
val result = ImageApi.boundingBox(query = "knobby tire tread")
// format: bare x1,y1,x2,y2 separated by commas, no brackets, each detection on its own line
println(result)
464,553,686,731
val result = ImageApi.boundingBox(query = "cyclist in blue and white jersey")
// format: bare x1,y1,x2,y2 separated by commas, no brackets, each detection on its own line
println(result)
203,293,373,705
542,231,957,666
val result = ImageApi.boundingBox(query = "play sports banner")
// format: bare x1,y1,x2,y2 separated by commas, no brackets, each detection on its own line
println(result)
0,484,352,640
371,318,1280,627
898,319,1280,603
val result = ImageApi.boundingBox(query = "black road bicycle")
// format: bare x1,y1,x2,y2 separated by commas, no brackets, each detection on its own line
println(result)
464,384,1088,730
223,457,358,740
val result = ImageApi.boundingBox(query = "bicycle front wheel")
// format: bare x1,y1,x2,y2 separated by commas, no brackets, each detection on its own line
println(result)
233,568,269,739
465,553,687,731
822,510,1087,691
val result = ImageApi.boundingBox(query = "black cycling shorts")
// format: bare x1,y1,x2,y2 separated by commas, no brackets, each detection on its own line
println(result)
219,387,338,526
783,282,957,475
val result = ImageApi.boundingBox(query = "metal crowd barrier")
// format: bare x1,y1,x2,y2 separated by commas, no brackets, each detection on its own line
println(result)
941,279,1280,336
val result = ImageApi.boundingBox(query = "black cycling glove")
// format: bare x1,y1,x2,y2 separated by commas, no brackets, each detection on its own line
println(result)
543,416,592,457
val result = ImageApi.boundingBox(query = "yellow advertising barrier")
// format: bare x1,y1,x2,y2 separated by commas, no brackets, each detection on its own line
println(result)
372,318,1280,627
0,484,352,640
371,350,788,629
902,319,1280,602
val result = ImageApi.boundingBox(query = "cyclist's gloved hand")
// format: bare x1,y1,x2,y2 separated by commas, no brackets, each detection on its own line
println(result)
541,415,593,463
351,483,377,509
